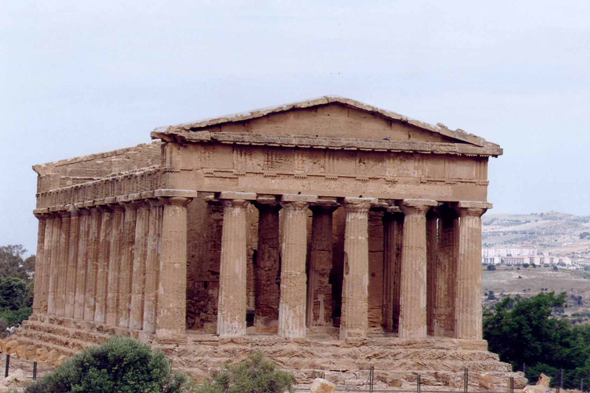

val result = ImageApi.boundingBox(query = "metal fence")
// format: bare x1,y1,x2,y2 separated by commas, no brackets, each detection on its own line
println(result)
3,354,40,381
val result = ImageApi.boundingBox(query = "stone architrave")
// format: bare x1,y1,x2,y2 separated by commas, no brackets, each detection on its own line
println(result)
47,213,62,315
455,201,492,339
32,211,46,315
65,205,79,318
253,197,281,329
56,210,71,317
155,190,196,339
94,205,112,324
307,200,338,327
143,199,163,334
130,200,150,331
340,197,375,340
279,194,317,338
106,204,125,327
432,205,458,337
398,199,437,339
74,207,90,320
217,191,256,337
84,207,102,321
118,201,137,328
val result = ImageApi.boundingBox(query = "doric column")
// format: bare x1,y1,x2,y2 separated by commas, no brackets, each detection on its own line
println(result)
56,210,71,317
398,199,437,338
65,205,79,318
217,191,256,337
455,201,491,339
94,205,112,324
426,209,438,336
278,194,316,338
307,200,338,327
432,205,458,337
32,211,47,315
340,197,375,340
47,212,62,315
143,199,163,333
130,200,150,330
74,206,90,320
84,207,101,321
118,201,137,328
253,196,281,329
155,190,196,339
40,213,56,314
106,203,125,327
382,206,403,331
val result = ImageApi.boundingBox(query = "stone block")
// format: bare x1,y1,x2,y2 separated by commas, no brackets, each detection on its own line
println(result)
310,378,336,393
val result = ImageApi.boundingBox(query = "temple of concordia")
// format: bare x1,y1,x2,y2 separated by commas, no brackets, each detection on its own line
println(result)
13,96,524,389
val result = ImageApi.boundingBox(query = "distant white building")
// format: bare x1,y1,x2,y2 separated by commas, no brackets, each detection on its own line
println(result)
482,248,572,266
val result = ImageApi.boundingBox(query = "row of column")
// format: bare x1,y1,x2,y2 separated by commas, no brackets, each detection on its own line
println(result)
215,194,489,340
33,193,194,339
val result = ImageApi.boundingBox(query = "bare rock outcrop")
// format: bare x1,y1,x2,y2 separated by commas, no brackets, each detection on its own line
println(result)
310,378,336,393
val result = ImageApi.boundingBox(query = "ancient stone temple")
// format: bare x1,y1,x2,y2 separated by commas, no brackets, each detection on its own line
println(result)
17,96,523,389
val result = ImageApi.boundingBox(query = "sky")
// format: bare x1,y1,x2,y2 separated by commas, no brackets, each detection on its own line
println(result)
1,0,590,255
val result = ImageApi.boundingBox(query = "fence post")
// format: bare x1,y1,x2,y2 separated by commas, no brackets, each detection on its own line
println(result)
33,361,37,381
369,365,374,393
464,368,468,393
509,377,514,393
556,371,561,393
417,374,421,393
580,378,583,392
523,363,526,374
4,354,9,378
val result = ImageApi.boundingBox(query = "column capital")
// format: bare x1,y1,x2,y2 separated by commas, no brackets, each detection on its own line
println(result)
400,199,437,216
133,199,150,210
218,191,257,201
33,208,49,219
148,198,164,208
121,201,138,211
310,197,339,214
343,197,376,213
280,194,317,211
221,199,250,209
58,209,72,219
254,195,281,211
159,196,193,208
90,206,101,216
456,201,492,218
96,205,113,214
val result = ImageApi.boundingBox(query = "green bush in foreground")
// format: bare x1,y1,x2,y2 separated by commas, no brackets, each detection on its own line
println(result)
25,337,186,393
193,351,294,393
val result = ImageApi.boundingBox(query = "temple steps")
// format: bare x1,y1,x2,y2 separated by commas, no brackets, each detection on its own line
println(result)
22,320,110,346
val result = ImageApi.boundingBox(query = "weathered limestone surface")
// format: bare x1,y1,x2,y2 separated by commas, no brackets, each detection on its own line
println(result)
25,97,507,388
279,194,315,338
399,199,437,338
340,197,374,340
217,192,254,337
254,199,281,329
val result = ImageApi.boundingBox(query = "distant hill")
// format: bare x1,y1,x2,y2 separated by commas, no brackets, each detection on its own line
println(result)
483,212,590,264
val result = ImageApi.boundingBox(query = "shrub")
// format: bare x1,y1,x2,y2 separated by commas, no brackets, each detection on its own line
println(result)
193,351,294,393
487,265,496,271
25,337,186,393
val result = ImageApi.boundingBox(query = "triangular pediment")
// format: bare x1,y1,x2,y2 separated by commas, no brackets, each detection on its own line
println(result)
152,96,501,152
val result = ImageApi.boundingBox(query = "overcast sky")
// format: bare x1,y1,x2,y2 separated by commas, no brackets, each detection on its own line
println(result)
2,0,590,255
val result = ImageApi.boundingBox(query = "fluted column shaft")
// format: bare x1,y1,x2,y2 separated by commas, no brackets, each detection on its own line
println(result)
130,201,150,330
94,206,112,323
217,197,250,337
278,197,313,338
254,201,281,328
40,215,56,314
340,197,374,340
74,208,90,319
65,206,79,318
307,203,337,327
143,200,163,333
455,202,490,339
426,210,438,336
47,214,62,315
32,214,46,315
157,197,192,338
84,208,101,321
399,199,436,338
382,209,403,331
106,205,125,327
433,206,458,337
56,211,71,317
118,203,136,328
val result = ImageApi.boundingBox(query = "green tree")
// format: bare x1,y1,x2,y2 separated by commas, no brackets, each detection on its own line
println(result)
193,351,294,393
0,277,27,310
0,245,33,280
25,337,187,393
